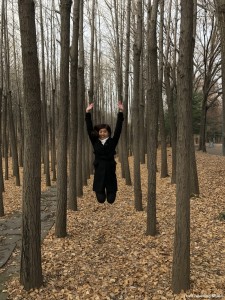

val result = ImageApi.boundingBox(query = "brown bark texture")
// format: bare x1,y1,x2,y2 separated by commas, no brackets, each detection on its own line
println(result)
18,0,43,290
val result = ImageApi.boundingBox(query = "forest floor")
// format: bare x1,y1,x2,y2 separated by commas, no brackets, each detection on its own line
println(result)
1,147,225,300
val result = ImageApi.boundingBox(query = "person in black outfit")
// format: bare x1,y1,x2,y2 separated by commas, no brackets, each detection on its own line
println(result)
85,102,124,204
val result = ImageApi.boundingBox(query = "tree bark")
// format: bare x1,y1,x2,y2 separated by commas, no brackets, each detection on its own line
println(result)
18,0,42,290
121,0,132,186
216,0,225,155
146,0,159,236
68,0,80,210
40,0,51,187
172,0,193,293
55,0,72,237
132,0,143,211
0,5,3,211
158,0,168,178
7,91,20,186
76,0,85,198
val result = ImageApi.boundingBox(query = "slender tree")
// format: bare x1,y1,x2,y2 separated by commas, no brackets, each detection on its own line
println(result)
12,0,24,168
77,0,85,197
55,0,72,237
172,0,194,293
215,0,225,155
50,0,57,181
158,0,168,178
146,0,159,236
0,0,4,216
197,8,221,152
3,1,20,185
164,0,178,184
88,0,95,105
189,0,199,196
68,0,80,210
18,0,42,290
39,0,51,187
132,0,143,211
122,0,132,186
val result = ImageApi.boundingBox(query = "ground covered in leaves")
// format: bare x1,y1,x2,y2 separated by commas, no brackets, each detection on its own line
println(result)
2,150,225,299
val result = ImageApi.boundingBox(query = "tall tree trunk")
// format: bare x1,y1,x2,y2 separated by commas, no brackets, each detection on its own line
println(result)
0,87,3,216
146,0,159,236
40,0,51,187
77,0,85,198
88,0,95,104
68,0,80,210
51,88,57,181
121,0,132,186
198,95,207,152
189,0,199,198
164,64,177,183
3,95,9,181
139,36,145,164
0,0,4,215
133,0,143,211
12,0,24,168
158,0,168,178
50,0,57,182
164,0,178,184
216,0,225,155
55,0,72,238
172,0,193,293
7,91,20,186
18,0,42,290
4,4,20,183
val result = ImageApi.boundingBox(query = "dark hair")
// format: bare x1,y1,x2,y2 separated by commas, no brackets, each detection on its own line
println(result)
92,124,111,138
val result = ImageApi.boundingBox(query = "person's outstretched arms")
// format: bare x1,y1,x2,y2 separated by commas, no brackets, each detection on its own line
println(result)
113,101,124,146
86,103,94,113
85,103,95,145
118,101,124,113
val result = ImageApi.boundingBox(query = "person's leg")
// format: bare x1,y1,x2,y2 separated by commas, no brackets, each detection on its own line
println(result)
95,191,106,203
106,191,116,204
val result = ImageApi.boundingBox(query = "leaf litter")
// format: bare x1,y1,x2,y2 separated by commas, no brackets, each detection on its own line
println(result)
2,149,225,299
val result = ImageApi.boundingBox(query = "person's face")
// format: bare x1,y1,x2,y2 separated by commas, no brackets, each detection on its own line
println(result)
99,128,109,140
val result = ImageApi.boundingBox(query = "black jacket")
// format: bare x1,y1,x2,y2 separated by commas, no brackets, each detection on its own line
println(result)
85,112,124,192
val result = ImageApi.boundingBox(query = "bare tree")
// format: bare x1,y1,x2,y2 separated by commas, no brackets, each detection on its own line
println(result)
172,0,194,293
18,0,42,290
215,0,225,155
88,0,95,104
3,1,20,186
55,0,72,238
196,4,221,152
164,0,178,184
50,0,57,181
68,0,80,210
0,0,5,216
158,0,168,178
146,0,159,236
132,0,143,211
122,0,132,186
77,0,85,197
39,0,51,186
190,0,199,197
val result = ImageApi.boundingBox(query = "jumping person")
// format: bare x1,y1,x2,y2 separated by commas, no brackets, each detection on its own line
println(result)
85,102,124,204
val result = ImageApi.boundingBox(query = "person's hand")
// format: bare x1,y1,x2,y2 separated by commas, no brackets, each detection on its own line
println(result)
118,101,124,112
86,103,94,113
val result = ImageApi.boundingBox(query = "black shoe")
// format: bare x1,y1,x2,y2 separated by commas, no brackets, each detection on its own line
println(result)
96,192,106,203
106,192,116,204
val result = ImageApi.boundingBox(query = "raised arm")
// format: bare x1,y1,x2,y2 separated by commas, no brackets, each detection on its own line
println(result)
85,103,96,145
113,102,124,146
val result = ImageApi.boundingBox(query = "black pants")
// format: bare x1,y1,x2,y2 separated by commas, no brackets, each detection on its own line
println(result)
95,190,116,204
